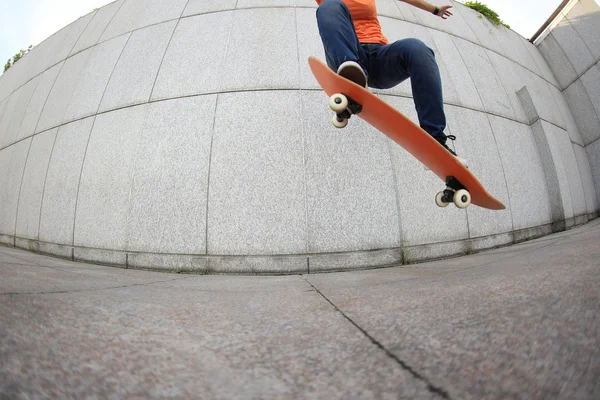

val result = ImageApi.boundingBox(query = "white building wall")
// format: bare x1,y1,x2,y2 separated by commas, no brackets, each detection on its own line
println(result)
537,0,600,209
0,0,596,273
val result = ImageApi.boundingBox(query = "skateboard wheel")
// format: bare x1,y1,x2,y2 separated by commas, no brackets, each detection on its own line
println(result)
332,114,348,128
453,189,471,209
329,93,348,113
435,191,449,208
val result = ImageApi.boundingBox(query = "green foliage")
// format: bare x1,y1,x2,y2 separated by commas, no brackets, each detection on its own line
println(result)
465,1,510,29
3,45,33,73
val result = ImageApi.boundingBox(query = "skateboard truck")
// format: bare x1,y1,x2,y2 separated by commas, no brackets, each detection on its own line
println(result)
436,176,472,209
329,93,362,128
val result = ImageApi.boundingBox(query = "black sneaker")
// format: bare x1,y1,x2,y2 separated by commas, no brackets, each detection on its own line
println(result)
435,134,469,168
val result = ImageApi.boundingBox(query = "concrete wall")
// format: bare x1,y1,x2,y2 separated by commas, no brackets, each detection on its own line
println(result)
0,0,597,273
536,0,600,212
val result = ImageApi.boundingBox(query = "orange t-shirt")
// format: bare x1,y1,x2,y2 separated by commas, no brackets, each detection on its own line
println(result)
315,0,389,45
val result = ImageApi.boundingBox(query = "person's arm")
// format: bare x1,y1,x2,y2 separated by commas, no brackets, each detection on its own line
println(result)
399,0,453,19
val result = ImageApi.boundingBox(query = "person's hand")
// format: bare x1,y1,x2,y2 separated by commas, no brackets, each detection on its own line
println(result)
437,5,453,19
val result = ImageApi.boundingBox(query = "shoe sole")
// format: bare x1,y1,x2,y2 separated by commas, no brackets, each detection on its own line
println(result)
338,64,367,88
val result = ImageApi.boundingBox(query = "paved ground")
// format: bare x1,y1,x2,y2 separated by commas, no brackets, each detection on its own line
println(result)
1,220,599,399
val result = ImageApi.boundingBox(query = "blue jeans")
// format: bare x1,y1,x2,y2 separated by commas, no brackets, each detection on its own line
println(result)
316,0,446,139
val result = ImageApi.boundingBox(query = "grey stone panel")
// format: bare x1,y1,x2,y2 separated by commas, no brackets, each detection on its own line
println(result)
488,116,552,230
0,49,36,102
99,21,177,113
585,139,600,205
568,0,600,60
452,1,504,55
0,139,31,237
538,34,578,90
580,64,600,121
573,143,598,213
410,0,478,43
15,63,63,142
63,35,129,124
526,72,565,129
208,91,306,255
0,77,40,148
100,0,188,42
564,78,600,146
51,13,95,67
543,121,576,220
125,96,216,254
0,99,7,141
445,106,513,238
0,94,18,147
151,12,234,100
219,8,300,92
182,0,237,17
236,0,315,8
554,128,588,217
453,38,515,120
493,28,539,73
70,0,126,56
381,96,469,246
36,49,93,133
297,8,327,90
302,91,400,253
485,52,530,124
0,95,19,148
15,129,58,240
548,83,584,146
516,86,539,125
551,18,595,77
524,40,560,87
39,117,95,245
375,0,406,20
529,120,565,223
74,105,148,251
429,30,484,111
392,0,421,24
26,14,93,82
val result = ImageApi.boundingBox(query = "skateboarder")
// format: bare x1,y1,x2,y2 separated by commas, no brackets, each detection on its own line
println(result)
315,0,466,165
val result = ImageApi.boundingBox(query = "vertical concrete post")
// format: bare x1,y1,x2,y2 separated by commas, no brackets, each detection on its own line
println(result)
517,86,566,231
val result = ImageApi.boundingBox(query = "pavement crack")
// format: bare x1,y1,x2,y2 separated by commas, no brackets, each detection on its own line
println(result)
301,277,451,399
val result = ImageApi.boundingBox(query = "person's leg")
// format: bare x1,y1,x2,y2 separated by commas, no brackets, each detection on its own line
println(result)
316,0,367,73
366,39,446,140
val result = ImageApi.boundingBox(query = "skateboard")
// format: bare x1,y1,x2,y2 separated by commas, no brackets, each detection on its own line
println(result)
308,56,505,210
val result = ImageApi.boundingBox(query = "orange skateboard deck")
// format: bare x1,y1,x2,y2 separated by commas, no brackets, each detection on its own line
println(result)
308,56,505,210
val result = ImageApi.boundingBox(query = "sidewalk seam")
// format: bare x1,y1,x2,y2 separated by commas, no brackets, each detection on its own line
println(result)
301,277,451,399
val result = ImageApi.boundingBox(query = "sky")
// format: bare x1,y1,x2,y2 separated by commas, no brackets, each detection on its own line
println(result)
0,0,568,68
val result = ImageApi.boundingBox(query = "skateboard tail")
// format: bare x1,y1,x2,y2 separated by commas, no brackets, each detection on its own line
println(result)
357,100,506,211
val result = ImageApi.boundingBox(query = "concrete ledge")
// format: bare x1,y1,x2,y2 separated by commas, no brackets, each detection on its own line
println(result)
512,223,555,243
308,248,403,273
74,247,127,267
2,214,597,274
0,234,14,247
